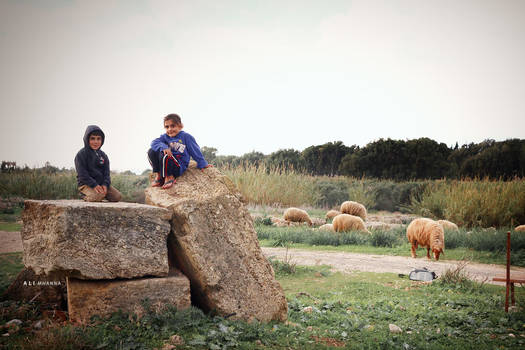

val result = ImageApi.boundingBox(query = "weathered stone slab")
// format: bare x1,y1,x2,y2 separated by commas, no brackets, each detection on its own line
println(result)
1,268,66,309
21,200,171,280
145,163,288,322
67,272,191,323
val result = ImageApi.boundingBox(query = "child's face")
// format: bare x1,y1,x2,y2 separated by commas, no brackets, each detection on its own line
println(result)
89,134,103,150
164,120,182,137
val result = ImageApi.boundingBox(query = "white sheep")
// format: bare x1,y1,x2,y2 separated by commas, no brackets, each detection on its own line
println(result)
318,223,335,232
340,201,367,220
406,218,445,261
325,210,341,220
332,214,369,233
283,207,312,226
437,219,459,231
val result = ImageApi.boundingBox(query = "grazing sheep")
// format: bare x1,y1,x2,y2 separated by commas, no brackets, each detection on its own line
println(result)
325,210,341,220
515,225,525,232
283,207,312,226
340,201,367,220
332,214,369,233
319,223,335,232
437,219,459,231
406,218,445,261
311,217,326,227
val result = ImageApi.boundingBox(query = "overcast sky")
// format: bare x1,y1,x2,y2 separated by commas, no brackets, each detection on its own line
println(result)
1,0,524,173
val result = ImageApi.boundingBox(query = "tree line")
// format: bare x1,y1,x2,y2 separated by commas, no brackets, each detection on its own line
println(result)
202,138,525,180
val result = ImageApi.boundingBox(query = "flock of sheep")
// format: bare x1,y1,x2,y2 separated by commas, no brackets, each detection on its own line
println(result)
275,201,525,262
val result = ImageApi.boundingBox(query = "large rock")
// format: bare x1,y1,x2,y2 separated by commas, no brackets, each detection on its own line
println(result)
1,268,66,309
21,200,171,280
67,272,191,323
145,164,288,322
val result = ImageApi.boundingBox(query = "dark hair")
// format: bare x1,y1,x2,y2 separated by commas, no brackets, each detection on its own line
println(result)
164,113,182,125
89,130,103,137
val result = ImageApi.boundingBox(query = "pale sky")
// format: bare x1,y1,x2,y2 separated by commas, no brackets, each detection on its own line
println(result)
1,0,524,173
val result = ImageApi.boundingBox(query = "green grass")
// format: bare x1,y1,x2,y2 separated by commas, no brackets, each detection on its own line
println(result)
0,221,22,231
0,252,23,294
1,253,524,349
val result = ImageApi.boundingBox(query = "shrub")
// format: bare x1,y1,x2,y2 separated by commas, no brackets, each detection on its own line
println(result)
370,230,400,247
313,180,348,208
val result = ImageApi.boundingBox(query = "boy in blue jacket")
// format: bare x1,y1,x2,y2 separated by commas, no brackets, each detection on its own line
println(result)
74,125,122,202
148,113,212,189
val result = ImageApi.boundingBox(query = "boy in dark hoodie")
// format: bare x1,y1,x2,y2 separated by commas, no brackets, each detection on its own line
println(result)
74,125,122,202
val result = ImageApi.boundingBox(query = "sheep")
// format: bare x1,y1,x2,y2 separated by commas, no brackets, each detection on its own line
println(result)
319,223,335,232
283,207,312,226
311,217,326,227
325,210,341,220
332,214,369,233
437,219,459,231
515,225,525,232
406,218,445,261
340,201,367,220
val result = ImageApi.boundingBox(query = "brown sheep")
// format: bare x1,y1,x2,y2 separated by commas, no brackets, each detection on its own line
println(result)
437,219,459,231
340,201,367,220
332,214,369,233
283,207,312,226
406,218,445,261
319,223,335,232
515,225,525,232
325,210,341,220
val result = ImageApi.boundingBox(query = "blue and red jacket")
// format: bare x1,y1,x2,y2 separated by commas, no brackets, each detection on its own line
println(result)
150,130,208,176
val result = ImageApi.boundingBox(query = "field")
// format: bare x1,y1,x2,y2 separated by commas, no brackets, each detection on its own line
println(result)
1,252,524,349
1,167,525,348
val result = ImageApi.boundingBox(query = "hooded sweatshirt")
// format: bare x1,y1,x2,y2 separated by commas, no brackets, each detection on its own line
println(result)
74,125,111,188
150,130,208,176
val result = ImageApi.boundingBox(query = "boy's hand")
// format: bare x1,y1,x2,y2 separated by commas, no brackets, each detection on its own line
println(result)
163,148,173,157
201,164,213,172
94,185,106,194
102,185,108,194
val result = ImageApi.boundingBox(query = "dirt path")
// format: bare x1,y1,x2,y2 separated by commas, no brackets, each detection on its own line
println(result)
0,230,23,254
3,230,524,286
262,247,525,286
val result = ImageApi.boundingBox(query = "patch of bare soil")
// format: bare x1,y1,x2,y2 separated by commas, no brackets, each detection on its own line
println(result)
262,247,525,286
0,231,23,254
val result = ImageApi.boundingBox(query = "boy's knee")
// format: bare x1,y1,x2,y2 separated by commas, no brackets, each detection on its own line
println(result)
79,185,105,202
83,192,105,202
106,187,122,202
147,148,159,159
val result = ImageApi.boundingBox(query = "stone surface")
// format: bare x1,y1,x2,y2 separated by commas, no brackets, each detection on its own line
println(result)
21,200,172,280
1,268,66,309
145,163,288,322
67,272,191,323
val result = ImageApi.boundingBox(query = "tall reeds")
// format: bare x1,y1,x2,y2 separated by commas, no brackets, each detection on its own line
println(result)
2,167,524,229
409,178,525,227
222,163,317,207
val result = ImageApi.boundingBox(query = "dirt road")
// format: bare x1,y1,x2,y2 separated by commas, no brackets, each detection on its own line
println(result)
0,230,23,254
262,247,525,286
3,230,524,285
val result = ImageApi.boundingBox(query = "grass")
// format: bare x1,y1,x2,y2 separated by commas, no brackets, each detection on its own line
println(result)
0,221,22,231
1,253,524,349
0,206,23,231
0,172,149,203
0,252,23,294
